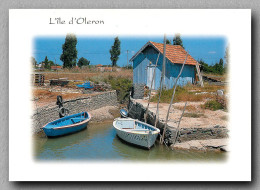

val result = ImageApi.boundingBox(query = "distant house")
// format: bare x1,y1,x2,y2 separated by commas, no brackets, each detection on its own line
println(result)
130,41,198,90
51,65,63,71
96,64,113,72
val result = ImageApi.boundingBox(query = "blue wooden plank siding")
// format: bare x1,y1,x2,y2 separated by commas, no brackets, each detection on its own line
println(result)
132,49,195,90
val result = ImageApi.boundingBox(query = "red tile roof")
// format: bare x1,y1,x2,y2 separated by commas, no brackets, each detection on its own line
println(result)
130,41,197,66
51,65,62,69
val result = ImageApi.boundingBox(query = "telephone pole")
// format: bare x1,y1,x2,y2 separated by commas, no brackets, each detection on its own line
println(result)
127,50,129,68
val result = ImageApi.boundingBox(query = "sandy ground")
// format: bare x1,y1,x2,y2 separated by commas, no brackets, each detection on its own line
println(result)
89,106,120,123
135,99,228,129
32,86,107,108
172,138,229,152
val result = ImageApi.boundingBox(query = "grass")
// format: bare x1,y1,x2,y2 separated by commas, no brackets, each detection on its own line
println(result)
183,112,205,118
38,68,133,82
175,105,197,112
150,86,214,103
202,100,224,111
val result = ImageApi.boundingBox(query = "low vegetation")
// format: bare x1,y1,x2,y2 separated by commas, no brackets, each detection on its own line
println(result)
109,77,132,103
42,68,133,81
151,83,228,111
183,112,205,118
202,100,224,111
150,85,214,103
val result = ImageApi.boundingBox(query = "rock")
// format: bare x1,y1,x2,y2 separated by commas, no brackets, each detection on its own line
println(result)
217,89,224,96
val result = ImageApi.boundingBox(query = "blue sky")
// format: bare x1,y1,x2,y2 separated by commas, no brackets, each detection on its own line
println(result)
33,35,227,67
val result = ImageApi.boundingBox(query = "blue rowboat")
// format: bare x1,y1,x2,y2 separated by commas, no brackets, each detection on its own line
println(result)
76,81,93,89
113,118,160,149
42,112,91,137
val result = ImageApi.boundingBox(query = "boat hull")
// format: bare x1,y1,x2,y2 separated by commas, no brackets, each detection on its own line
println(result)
42,112,91,137
113,118,160,149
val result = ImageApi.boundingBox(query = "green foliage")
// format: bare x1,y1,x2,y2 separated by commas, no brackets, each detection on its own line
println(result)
43,56,51,69
198,58,225,75
122,65,133,69
151,86,188,103
49,60,55,67
173,33,184,48
42,56,55,70
109,37,121,67
60,34,78,68
109,77,132,103
77,57,90,67
166,39,171,44
203,100,224,111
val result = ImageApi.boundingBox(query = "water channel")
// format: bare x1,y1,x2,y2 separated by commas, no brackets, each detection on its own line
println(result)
34,122,227,161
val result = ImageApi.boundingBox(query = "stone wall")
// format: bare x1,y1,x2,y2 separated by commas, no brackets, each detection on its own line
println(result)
32,90,118,134
128,98,228,145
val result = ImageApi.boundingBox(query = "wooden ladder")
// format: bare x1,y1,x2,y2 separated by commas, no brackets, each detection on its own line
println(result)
196,62,204,87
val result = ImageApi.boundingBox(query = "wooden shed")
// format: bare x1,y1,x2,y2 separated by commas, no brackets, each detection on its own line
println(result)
130,41,199,90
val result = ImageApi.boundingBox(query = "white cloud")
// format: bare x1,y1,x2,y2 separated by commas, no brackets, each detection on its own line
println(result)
208,51,216,54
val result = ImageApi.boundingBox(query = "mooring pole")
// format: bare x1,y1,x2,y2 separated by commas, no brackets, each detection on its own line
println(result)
154,34,167,128
160,52,188,144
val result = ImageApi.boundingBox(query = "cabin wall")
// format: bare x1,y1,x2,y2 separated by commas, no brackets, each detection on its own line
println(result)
133,52,195,90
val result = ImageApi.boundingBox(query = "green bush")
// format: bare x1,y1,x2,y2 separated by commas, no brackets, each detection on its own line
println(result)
203,100,224,111
109,77,132,103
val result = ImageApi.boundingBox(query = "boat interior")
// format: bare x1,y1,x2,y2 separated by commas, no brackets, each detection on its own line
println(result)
115,119,157,132
45,112,89,128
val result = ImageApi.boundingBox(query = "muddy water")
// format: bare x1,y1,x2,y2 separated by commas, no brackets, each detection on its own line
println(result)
34,122,227,161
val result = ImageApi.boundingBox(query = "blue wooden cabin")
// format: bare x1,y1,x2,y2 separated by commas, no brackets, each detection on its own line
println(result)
130,41,198,90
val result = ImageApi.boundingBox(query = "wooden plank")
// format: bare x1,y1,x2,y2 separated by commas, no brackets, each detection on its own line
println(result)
196,62,204,87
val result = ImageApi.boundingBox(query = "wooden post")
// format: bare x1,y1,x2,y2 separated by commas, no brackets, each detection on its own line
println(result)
196,62,204,87
144,53,160,123
154,35,167,128
172,101,187,145
160,52,188,145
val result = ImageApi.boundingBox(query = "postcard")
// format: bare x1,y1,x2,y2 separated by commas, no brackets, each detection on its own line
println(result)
9,9,251,181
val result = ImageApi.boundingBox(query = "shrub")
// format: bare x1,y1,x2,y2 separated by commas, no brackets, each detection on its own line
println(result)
109,77,132,103
203,100,224,111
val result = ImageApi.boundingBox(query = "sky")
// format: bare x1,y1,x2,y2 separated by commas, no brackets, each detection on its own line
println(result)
33,35,227,67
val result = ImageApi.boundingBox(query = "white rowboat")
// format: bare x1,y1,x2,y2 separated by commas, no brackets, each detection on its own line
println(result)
113,118,160,149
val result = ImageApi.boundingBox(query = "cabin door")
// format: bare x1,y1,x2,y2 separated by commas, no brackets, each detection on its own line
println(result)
147,66,155,89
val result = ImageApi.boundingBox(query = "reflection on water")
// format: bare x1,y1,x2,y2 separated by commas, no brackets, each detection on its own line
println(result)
34,123,227,161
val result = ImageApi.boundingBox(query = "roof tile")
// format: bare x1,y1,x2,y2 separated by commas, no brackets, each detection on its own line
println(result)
149,41,197,66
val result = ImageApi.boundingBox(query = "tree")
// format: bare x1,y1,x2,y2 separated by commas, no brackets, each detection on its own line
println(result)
109,37,121,67
77,57,90,67
173,33,184,48
31,57,37,68
43,56,50,69
166,39,171,44
198,59,212,73
224,45,229,73
218,58,224,74
60,34,78,68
